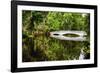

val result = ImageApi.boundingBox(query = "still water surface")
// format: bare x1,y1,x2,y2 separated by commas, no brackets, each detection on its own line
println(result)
33,31,88,60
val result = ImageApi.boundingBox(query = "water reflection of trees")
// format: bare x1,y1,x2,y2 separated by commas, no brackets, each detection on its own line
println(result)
22,10,90,62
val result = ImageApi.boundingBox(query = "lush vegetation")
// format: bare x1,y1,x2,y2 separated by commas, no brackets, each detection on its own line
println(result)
22,10,90,62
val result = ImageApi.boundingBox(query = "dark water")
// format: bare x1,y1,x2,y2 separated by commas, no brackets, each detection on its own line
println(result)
22,33,90,62
33,34,89,61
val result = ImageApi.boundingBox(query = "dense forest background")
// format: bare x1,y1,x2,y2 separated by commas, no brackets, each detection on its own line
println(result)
22,10,90,62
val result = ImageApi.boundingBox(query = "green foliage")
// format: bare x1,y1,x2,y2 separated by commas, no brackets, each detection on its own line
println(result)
22,10,90,62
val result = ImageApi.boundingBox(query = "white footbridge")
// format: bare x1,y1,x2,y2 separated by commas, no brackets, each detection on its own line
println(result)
50,30,87,41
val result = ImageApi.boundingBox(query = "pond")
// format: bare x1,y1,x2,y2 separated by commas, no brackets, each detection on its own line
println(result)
49,31,87,60
22,31,90,62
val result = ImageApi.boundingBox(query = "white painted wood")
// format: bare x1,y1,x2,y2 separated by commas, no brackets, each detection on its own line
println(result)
50,30,87,41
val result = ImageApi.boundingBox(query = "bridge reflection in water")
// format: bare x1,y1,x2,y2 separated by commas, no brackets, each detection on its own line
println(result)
50,30,87,60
